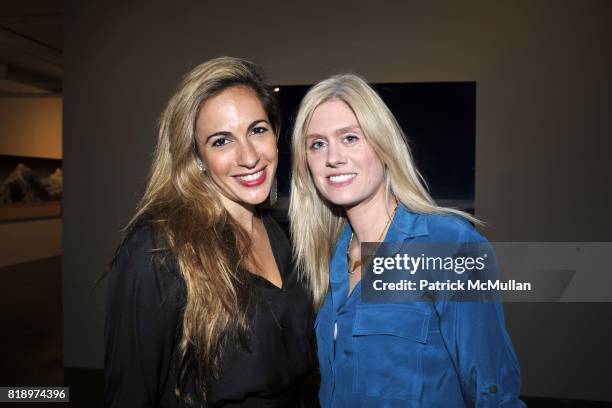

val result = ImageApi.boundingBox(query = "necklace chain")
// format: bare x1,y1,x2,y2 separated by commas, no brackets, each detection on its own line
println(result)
347,206,396,275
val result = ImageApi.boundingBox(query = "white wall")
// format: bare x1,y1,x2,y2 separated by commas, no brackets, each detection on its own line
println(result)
64,0,612,401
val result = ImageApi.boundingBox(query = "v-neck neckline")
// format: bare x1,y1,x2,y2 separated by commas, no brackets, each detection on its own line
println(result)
250,213,289,290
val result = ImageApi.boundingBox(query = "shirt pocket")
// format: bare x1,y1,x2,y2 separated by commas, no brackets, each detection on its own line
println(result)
352,303,430,400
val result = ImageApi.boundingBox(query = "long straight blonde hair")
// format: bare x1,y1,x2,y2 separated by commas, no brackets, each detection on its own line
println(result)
117,57,280,403
289,74,478,308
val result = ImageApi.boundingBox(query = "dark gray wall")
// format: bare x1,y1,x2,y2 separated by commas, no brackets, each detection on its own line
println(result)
64,0,612,401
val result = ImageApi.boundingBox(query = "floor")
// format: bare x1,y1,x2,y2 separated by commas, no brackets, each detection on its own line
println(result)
0,256,102,407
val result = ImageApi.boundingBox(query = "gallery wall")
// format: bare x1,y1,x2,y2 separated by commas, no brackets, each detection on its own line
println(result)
0,97,62,159
0,96,62,267
64,0,612,401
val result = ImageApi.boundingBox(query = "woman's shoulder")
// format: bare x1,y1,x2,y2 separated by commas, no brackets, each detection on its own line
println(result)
119,221,155,255
113,220,181,282
117,221,161,263
416,211,486,243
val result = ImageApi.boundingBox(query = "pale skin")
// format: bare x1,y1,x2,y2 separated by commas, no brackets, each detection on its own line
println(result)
306,99,396,293
195,86,282,288
345,188,396,293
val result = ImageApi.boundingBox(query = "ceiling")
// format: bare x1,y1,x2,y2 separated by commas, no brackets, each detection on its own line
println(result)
0,0,62,96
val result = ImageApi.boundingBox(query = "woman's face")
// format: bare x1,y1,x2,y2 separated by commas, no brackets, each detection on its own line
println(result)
305,98,385,209
195,86,277,210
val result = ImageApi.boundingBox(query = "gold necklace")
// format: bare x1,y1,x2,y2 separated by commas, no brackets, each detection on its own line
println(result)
347,207,395,275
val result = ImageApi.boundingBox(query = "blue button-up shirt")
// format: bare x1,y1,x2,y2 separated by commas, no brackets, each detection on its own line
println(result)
315,206,525,407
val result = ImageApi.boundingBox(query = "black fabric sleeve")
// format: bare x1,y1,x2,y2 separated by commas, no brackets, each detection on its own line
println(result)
104,225,184,408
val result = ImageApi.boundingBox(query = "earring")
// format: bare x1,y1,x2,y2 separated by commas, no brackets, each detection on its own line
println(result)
196,159,205,172
269,176,278,206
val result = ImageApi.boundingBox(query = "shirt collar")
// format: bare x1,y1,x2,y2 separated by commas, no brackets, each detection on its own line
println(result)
386,204,429,242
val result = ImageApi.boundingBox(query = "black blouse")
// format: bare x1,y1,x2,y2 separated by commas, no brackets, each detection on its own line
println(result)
104,213,315,407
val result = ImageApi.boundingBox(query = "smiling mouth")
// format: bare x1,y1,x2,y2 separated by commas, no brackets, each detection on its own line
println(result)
327,173,357,185
234,168,267,186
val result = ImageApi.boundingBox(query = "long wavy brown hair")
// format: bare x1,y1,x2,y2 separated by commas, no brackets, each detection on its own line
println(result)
117,57,280,403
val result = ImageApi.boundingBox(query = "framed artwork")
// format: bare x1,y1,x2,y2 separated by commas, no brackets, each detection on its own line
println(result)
0,155,62,222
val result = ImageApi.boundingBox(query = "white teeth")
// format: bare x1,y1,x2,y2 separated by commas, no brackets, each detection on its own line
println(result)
329,173,356,183
236,169,264,181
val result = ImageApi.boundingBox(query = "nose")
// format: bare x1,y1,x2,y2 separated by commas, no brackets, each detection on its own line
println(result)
238,139,260,168
325,140,346,167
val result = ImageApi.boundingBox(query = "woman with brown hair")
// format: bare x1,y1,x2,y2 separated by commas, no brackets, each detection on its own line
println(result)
104,57,314,407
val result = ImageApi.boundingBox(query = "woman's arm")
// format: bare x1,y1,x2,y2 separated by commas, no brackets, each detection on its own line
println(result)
436,233,525,406
437,300,525,407
104,226,183,407
429,219,525,407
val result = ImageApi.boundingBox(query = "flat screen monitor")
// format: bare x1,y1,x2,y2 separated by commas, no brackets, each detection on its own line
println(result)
273,82,476,213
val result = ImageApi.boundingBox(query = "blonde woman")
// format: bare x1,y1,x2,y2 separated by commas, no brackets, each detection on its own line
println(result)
104,57,314,407
290,74,525,407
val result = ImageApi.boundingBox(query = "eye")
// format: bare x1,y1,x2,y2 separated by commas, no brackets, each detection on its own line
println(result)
343,134,359,144
308,140,327,151
251,126,268,135
211,137,231,148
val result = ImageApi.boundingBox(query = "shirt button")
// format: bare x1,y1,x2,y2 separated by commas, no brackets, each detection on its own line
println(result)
489,385,498,394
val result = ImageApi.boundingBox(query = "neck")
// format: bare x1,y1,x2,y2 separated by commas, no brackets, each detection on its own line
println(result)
345,186,396,244
219,195,257,233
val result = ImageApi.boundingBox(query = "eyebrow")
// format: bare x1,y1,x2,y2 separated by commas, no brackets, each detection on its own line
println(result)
306,124,362,139
205,131,231,143
334,125,362,136
205,119,270,142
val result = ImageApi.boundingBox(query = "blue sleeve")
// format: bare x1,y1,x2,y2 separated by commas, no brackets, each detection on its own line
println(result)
438,301,525,407
435,221,526,407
